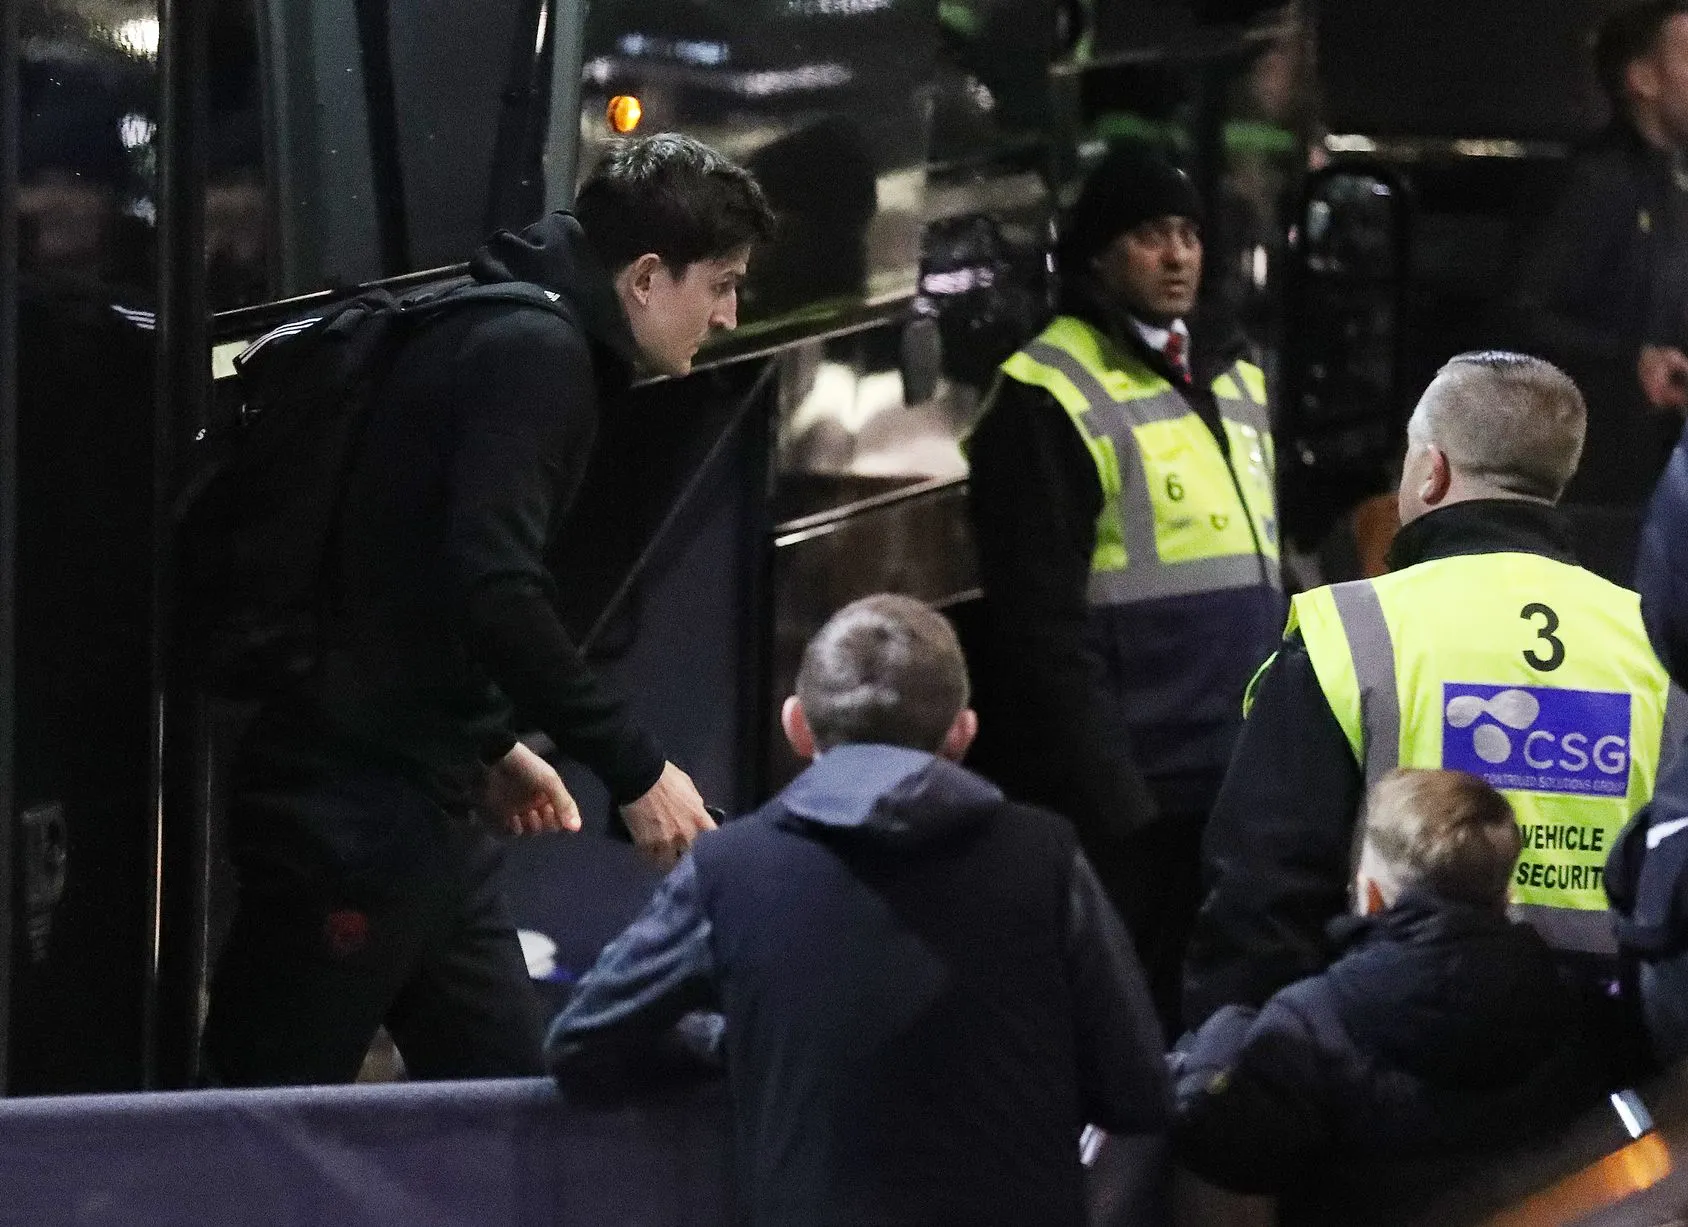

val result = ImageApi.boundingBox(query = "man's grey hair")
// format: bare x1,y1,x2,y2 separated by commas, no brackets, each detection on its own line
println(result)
1406,351,1587,502
796,594,970,754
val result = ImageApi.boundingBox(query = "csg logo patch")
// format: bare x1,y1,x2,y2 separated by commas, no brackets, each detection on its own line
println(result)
1442,683,1631,798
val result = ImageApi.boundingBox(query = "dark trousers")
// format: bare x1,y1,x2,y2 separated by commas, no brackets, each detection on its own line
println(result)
201,742,545,1087
1120,809,1208,1042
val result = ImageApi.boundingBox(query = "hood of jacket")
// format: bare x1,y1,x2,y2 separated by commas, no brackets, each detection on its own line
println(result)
772,743,1005,848
469,211,642,371
1323,892,1575,1089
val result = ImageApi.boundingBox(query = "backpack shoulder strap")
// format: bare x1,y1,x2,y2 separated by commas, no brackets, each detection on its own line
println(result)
403,280,577,328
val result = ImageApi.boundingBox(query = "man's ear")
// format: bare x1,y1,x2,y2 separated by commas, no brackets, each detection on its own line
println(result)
1421,443,1453,507
1630,54,1661,105
1357,874,1388,917
615,252,665,308
781,695,817,761
938,709,979,763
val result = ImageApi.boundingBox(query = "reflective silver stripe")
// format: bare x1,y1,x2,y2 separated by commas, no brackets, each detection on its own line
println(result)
1119,388,1194,425
1021,340,1191,423
1105,405,1162,590
1088,552,1266,602
1330,580,1401,787
1511,903,1619,956
1022,340,1114,410
1020,340,1158,585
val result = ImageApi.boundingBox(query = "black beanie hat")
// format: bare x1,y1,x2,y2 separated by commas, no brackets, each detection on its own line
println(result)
1061,143,1203,272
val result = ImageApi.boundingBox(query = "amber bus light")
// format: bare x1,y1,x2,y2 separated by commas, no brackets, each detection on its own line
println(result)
607,95,643,134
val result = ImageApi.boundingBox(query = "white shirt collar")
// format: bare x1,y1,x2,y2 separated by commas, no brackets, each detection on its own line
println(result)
1129,316,1190,354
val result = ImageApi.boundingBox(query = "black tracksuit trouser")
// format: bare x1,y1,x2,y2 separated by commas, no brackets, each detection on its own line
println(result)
200,736,545,1087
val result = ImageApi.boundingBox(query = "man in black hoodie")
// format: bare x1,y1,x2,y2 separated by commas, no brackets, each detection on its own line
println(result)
201,135,775,1086
1502,1,1688,581
547,595,1170,1227
967,143,1284,1032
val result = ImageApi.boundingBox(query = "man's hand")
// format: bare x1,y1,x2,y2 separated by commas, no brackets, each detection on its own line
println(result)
482,740,582,836
1639,345,1688,412
620,761,716,866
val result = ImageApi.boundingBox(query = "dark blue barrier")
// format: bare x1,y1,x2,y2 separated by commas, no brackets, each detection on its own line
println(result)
12,1064,1666,1226
0,1077,733,1225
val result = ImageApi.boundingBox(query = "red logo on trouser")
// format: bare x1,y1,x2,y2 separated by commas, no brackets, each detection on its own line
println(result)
323,909,370,957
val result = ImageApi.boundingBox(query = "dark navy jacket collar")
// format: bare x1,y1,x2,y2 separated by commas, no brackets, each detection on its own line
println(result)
1387,498,1577,572
1325,889,1513,952
776,744,1003,845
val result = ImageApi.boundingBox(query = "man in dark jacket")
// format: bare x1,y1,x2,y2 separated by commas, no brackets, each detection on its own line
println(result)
967,143,1283,1031
1185,353,1674,1034
201,135,775,1087
1611,415,1688,1067
1188,351,1674,1059
1639,421,1688,681
1502,0,1688,581
548,594,1170,1227
1173,770,1596,1220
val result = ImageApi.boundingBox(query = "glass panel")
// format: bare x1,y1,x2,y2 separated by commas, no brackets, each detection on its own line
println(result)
388,0,534,268
1208,24,1307,344
1071,25,1309,354
928,0,1058,165
205,0,586,307
577,0,941,332
207,0,269,308
15,0,161,1091
772,325,978,527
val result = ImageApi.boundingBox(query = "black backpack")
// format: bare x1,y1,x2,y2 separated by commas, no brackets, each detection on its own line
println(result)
174,279,574,699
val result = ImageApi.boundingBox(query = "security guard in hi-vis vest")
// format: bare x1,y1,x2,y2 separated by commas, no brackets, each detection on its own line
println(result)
967,144,1284,1031
1185,351,1679,1030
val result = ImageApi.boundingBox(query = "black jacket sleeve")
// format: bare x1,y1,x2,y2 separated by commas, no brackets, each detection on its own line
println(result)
1181,632,1363,1027
967,378,1159,865
546,853,721,1089
1639,421,1688,683
1506,154,1649,365
1064,850,1173,1135
443,312,666,803
1171,994,1341,1193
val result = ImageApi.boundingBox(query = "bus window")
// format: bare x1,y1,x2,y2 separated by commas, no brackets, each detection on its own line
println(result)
206,0,585,307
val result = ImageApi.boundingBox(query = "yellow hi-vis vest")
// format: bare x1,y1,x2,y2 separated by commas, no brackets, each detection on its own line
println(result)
998,315,1280,606
1291,551,1680,955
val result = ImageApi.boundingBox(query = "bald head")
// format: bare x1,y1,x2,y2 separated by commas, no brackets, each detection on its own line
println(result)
1399,352,1586,524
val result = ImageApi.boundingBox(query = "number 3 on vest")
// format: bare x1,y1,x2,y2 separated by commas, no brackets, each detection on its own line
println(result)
1521,602,1566,672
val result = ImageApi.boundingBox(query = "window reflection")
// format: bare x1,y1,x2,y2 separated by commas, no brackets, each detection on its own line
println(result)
201,0,581,308
207,0,268,308
1070,14,1308,361
773,328,981,526
15,0,162,1093
19,48,154,291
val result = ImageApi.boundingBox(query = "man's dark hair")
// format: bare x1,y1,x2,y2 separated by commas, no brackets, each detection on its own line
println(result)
574,133,775,273
796,595,970,754
1596,1,1688,110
